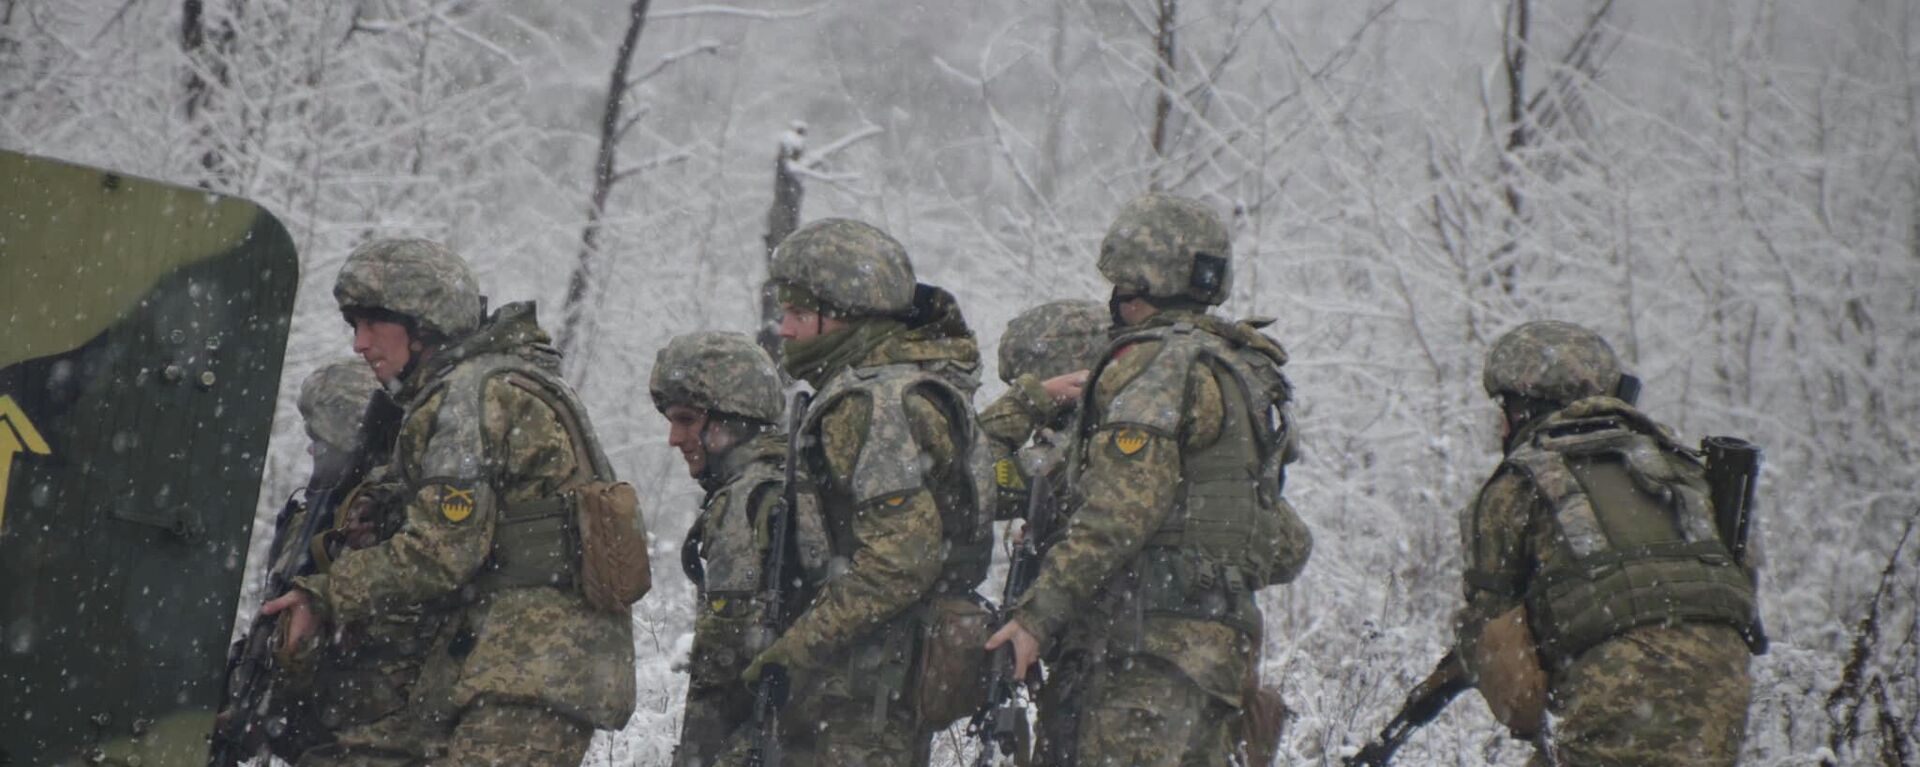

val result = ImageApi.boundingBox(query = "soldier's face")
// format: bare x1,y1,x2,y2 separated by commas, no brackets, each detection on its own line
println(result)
1112,295,1158,326
664,404,710,477
778,303,848,342
351,317,414,383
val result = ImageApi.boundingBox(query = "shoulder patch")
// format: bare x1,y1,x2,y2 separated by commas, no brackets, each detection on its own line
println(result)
1111,428,1150,457
994,457,1026,490
436,482,478,523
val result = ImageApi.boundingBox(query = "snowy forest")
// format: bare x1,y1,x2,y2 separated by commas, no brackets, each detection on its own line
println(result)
4,0,1918,764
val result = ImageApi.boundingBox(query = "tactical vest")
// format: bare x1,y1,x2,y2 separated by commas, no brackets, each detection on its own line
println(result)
693,461,784,597
1081,323,1300,636
802,362,997,595
414,353,618,595
1503,412,1763,668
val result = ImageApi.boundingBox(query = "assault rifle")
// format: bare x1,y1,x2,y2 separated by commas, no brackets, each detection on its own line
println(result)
210,389,403,767
970,465,1057,766
1701,434,1767,653
1343,649,1473,767
1701,435,1759,566
748,389,812,767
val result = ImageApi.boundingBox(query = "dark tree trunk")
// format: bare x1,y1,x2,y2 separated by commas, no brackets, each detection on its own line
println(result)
559,0,652,364
1149,0,1177,188
1492,0,1531,295
759,127,805,358
181,0,234,184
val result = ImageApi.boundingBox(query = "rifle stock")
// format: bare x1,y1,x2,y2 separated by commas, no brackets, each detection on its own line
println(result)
747,389,811,767
209,390,402,767
1343,649,1473,767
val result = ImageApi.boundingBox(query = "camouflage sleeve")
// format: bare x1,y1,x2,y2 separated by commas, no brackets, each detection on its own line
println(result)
298,378,577,625
1012,341,1223,644
1453,469,1536,675
977,373,1060,455
762,392,946,671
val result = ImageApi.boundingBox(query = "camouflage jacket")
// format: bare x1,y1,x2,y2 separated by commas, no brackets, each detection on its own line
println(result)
1011,311,1310,706
757,317,990,693
295,302,636,730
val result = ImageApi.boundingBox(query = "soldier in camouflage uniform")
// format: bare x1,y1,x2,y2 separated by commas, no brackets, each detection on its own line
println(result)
258,359,383,760
262,238,638,766
651,332,827,767
1455,320,1761,767
977,300,1105,766
989,193,1313,767
743,218,997,766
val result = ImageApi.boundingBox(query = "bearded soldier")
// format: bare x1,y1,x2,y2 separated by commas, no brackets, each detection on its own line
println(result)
262,238,641,765
652,332,826,767
1456,321,1761,766
988,193,1313,766
743,218,997,766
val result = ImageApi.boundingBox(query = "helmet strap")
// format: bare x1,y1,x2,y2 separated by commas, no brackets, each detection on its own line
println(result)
1498,393,1561,452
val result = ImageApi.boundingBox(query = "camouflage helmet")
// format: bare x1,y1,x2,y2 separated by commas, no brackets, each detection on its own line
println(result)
333,238,483,339
649,331,785,424
1482,320,1623,404
998,299,1110,384
769,218,916,317
1097,193,1233,305
297,359,380,453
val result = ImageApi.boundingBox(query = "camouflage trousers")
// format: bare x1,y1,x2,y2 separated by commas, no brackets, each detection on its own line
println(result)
294,698,592,767
1537,624,1752,767
675,610,756,766
676,681,753,767
1071,654,1240,767
770,692,932,767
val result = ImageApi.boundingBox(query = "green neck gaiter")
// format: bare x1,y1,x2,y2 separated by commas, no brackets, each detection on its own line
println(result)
781,318,906,388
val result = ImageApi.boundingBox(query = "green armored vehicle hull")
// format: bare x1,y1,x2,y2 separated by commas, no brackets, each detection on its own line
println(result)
0,150,299,765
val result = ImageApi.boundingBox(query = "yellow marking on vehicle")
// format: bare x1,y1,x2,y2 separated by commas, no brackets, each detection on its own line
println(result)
0,395,54,536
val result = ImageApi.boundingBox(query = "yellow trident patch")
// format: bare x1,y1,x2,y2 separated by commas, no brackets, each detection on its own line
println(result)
1112,428,1149,457
439,485,476,523
994,458,1025,490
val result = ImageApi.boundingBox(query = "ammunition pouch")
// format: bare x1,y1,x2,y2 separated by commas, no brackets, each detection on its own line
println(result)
910,593,995,729
474,481,650,613
1525,540,1762,668
1131,546,1261,637
474,494,578,593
